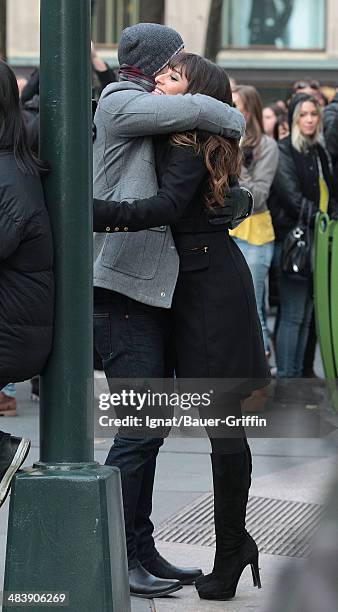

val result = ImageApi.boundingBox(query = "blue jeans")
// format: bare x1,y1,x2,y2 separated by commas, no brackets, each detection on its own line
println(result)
93,288,170,569
1,383,15,398
233,239,274,353
274,243,313,378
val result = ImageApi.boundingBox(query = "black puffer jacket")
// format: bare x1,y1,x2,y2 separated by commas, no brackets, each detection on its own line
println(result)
0,151,54,383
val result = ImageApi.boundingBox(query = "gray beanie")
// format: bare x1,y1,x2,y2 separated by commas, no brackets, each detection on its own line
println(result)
118,23,184,76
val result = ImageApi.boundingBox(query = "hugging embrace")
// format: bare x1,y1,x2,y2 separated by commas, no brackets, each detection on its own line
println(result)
93,23,269,601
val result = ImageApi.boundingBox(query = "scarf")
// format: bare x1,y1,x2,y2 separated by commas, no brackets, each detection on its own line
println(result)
118,64,155,93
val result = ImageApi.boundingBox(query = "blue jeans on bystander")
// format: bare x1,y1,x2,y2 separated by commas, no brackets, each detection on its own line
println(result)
233,238,274,354
1,383,15,398
274,242,313,378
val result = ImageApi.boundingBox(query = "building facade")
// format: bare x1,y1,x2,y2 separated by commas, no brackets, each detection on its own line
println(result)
5,0,338,100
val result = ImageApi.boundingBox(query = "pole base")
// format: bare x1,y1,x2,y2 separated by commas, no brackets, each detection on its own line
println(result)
3,465,131,612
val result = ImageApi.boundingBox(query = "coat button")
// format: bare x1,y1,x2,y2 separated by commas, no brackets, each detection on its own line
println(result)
105,226,111,232
160,291,166,297
123,227,128,231
114,227,120,231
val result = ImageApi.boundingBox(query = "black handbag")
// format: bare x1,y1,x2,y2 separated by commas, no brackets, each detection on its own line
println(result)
207,186,254,229
281,199,313,280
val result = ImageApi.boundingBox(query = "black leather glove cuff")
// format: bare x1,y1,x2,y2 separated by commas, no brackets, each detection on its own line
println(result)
207,186,254,229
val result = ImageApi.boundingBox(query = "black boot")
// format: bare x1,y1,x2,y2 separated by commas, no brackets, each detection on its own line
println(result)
129,565,182,598
196,450,261,600
143,553,202,585
195,441,253,589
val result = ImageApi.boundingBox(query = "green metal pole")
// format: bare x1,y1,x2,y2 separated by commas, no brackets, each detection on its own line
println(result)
314,213,338,412
331,221,338,376
3,3,130,610
38,0,93,464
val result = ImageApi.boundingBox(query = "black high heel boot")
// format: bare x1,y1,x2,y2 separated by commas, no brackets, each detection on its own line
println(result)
195,441,253,589
196,450,261,600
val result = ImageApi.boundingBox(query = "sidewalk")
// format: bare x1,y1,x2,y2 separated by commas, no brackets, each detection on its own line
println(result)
1,381,337,611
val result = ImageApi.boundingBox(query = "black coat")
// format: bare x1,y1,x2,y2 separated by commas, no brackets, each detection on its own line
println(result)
268,136,335,242
155,139,268,392
323,92,338,197
0,152,54,384
323,92,338,161
93,137,269,393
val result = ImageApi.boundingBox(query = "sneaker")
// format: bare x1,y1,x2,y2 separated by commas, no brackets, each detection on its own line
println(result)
0,435,31,507
0,392,16,416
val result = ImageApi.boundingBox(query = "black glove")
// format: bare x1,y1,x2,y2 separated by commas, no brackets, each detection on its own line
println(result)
207,186,254,229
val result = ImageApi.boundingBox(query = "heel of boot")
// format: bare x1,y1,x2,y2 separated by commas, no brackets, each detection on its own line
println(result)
250,558,262,589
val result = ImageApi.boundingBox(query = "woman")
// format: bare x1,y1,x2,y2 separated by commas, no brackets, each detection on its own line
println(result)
0,60,54,507
94,53,269,601
263,103,283,139
231,86,279,358
229,86,278,412
269,93,335,382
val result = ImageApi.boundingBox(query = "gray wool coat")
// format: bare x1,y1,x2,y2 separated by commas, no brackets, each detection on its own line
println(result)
93,81,245,308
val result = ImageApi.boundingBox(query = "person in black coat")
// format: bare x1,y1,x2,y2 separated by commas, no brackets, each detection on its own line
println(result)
268,93,335,382
0,60,54,508
93,53,269,602
323,87,338,199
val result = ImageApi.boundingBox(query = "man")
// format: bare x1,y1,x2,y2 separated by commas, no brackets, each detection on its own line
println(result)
93,22,245,598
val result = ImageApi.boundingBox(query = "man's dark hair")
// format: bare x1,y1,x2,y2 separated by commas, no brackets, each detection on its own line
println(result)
0,60,47,175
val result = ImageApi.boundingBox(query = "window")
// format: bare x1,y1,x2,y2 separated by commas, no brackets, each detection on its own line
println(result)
92,0,140,45
221,0,326,49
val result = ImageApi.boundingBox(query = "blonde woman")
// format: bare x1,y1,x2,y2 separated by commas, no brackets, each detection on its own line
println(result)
269,93,335,381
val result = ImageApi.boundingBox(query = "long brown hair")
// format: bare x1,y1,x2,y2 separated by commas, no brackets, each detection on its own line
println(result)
0,60,47,175
233,85,264,151
168,53,241,209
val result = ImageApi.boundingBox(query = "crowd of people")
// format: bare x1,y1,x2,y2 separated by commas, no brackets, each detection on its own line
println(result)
0,22,337,604
233,77,337,409
1,58,337,416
